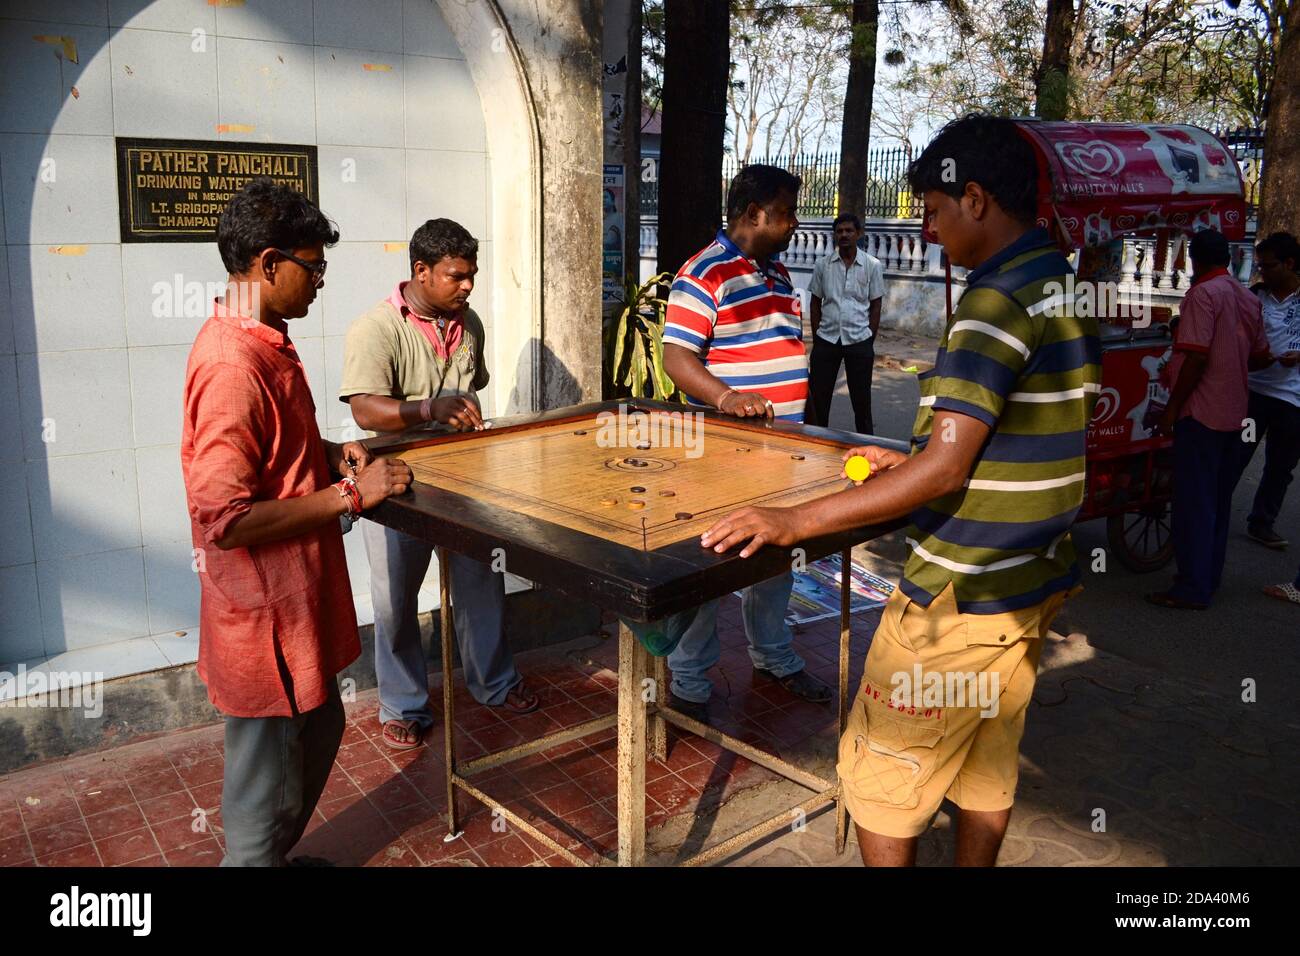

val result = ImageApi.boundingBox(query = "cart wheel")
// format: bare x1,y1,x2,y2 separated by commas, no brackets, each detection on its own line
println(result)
1106,506,1175,573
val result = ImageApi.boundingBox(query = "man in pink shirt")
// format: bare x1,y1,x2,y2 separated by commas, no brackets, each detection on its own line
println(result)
1148,230,1285,609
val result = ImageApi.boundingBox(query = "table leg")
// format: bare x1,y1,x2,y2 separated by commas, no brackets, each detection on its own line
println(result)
835,547,851,855
438,547,461,839
616,621,648,866
650,650,668,763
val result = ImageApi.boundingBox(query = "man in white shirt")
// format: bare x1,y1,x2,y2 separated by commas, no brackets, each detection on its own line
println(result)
807,213,885,434
1241,231,1300,550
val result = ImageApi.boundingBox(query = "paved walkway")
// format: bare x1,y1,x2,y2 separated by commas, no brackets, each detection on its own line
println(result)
3,557,1292,867
659,614,1300,866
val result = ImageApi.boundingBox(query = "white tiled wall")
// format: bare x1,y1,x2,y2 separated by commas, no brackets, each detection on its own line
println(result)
0,1,492,666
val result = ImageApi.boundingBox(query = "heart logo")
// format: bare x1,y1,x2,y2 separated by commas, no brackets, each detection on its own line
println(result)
1171,212,1189,226
1056,140,1127,178
1091,387,1121,424
1061,216,1080,232
1116,215,1137,230
1225,209,1240,224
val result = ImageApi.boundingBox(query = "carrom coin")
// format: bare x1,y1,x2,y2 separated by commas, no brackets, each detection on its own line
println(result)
628,499,646,510
600,497,618,507
658,490,675,497
791,454,805,460
675,512,693,520
630,486,646,493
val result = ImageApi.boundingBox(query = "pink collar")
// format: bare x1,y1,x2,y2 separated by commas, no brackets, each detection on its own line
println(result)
1191,266,1230,287
389,282,465,361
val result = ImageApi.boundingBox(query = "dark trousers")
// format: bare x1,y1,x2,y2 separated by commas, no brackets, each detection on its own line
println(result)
809,334,875,435
220,678,345,866
1238,390,1300,531
1170,418,1244,606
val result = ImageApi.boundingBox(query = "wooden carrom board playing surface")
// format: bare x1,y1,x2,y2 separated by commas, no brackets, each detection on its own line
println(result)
395,411,852,551
365,400,906,620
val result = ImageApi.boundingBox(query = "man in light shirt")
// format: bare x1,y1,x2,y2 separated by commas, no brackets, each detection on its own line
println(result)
1239,231,1300,550
339,219,539,751
807,213,885,434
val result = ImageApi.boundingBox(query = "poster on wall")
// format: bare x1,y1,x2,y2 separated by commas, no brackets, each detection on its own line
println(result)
116,137,318,242
602,163,625,305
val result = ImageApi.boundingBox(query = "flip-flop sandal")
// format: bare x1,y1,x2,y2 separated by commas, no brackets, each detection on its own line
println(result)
1144,591,1208,610
497,681,540,715
1263,583,1300,606
381,718,425,751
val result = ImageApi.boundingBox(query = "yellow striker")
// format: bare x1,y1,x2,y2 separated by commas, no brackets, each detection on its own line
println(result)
844,455,871,482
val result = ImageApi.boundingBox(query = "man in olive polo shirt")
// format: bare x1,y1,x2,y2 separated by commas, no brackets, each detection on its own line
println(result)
700,116,1101,866
339,218,538,751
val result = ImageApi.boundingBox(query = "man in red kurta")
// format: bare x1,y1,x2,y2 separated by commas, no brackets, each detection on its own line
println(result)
181,179,412,866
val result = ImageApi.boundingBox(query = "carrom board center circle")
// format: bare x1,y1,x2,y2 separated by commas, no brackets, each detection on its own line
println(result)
604,456,676,473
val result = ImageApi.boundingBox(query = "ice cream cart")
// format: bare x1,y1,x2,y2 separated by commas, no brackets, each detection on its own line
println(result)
936,121,1250,572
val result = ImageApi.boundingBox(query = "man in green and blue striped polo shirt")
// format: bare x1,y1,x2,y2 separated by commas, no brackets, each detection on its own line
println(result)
699,115,1100,866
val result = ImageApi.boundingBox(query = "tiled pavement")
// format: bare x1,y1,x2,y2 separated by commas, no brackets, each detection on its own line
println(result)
10,583,1291,868
0,596,862,868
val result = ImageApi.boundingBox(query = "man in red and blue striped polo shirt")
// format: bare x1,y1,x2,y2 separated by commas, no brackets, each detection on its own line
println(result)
660,164,830,721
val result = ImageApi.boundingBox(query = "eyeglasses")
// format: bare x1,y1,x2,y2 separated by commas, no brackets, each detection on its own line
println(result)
274,249,328,286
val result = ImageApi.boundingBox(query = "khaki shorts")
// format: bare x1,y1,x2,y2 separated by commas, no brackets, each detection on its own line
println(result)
836,583,1068,839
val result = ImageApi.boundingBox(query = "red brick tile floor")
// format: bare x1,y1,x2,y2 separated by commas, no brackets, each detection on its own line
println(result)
0,595,870,867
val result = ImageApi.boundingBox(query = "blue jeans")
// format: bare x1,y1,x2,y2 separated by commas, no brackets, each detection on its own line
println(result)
667,571,803,704
362,520,521,725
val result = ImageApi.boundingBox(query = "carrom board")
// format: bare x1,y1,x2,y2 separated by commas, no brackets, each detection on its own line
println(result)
396,411,850,551
365,400,906,621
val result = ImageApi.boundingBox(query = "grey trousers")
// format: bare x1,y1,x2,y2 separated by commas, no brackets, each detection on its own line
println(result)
362,519,521,723
220,678,345,867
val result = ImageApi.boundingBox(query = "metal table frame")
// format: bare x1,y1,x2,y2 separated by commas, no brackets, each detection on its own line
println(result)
434,546,856,867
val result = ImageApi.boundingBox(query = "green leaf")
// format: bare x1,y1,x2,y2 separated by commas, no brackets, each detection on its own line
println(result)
646,322,667,400
632,331,648,397
612,306,630,391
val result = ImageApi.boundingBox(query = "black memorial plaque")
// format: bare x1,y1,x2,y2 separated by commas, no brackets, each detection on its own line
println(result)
116,137,319,242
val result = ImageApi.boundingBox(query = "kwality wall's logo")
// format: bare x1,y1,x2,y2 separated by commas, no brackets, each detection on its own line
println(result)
1055,140,1127,179
1090,386,1122,425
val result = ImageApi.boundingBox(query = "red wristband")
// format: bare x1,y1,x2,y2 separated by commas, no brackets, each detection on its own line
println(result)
336,478,362,516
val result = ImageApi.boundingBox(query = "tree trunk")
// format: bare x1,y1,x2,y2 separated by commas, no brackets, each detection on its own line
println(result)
1036,0,1075,120
658,0,730,276
1259,1,1299,238
835,0,880,219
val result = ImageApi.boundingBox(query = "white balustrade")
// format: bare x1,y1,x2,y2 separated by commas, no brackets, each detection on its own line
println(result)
638,216,1258,304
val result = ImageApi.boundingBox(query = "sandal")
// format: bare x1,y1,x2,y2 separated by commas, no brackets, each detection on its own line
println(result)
381,718,425,751
1144,591,1208,611
1263,582,1300,606
497,681,540,715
